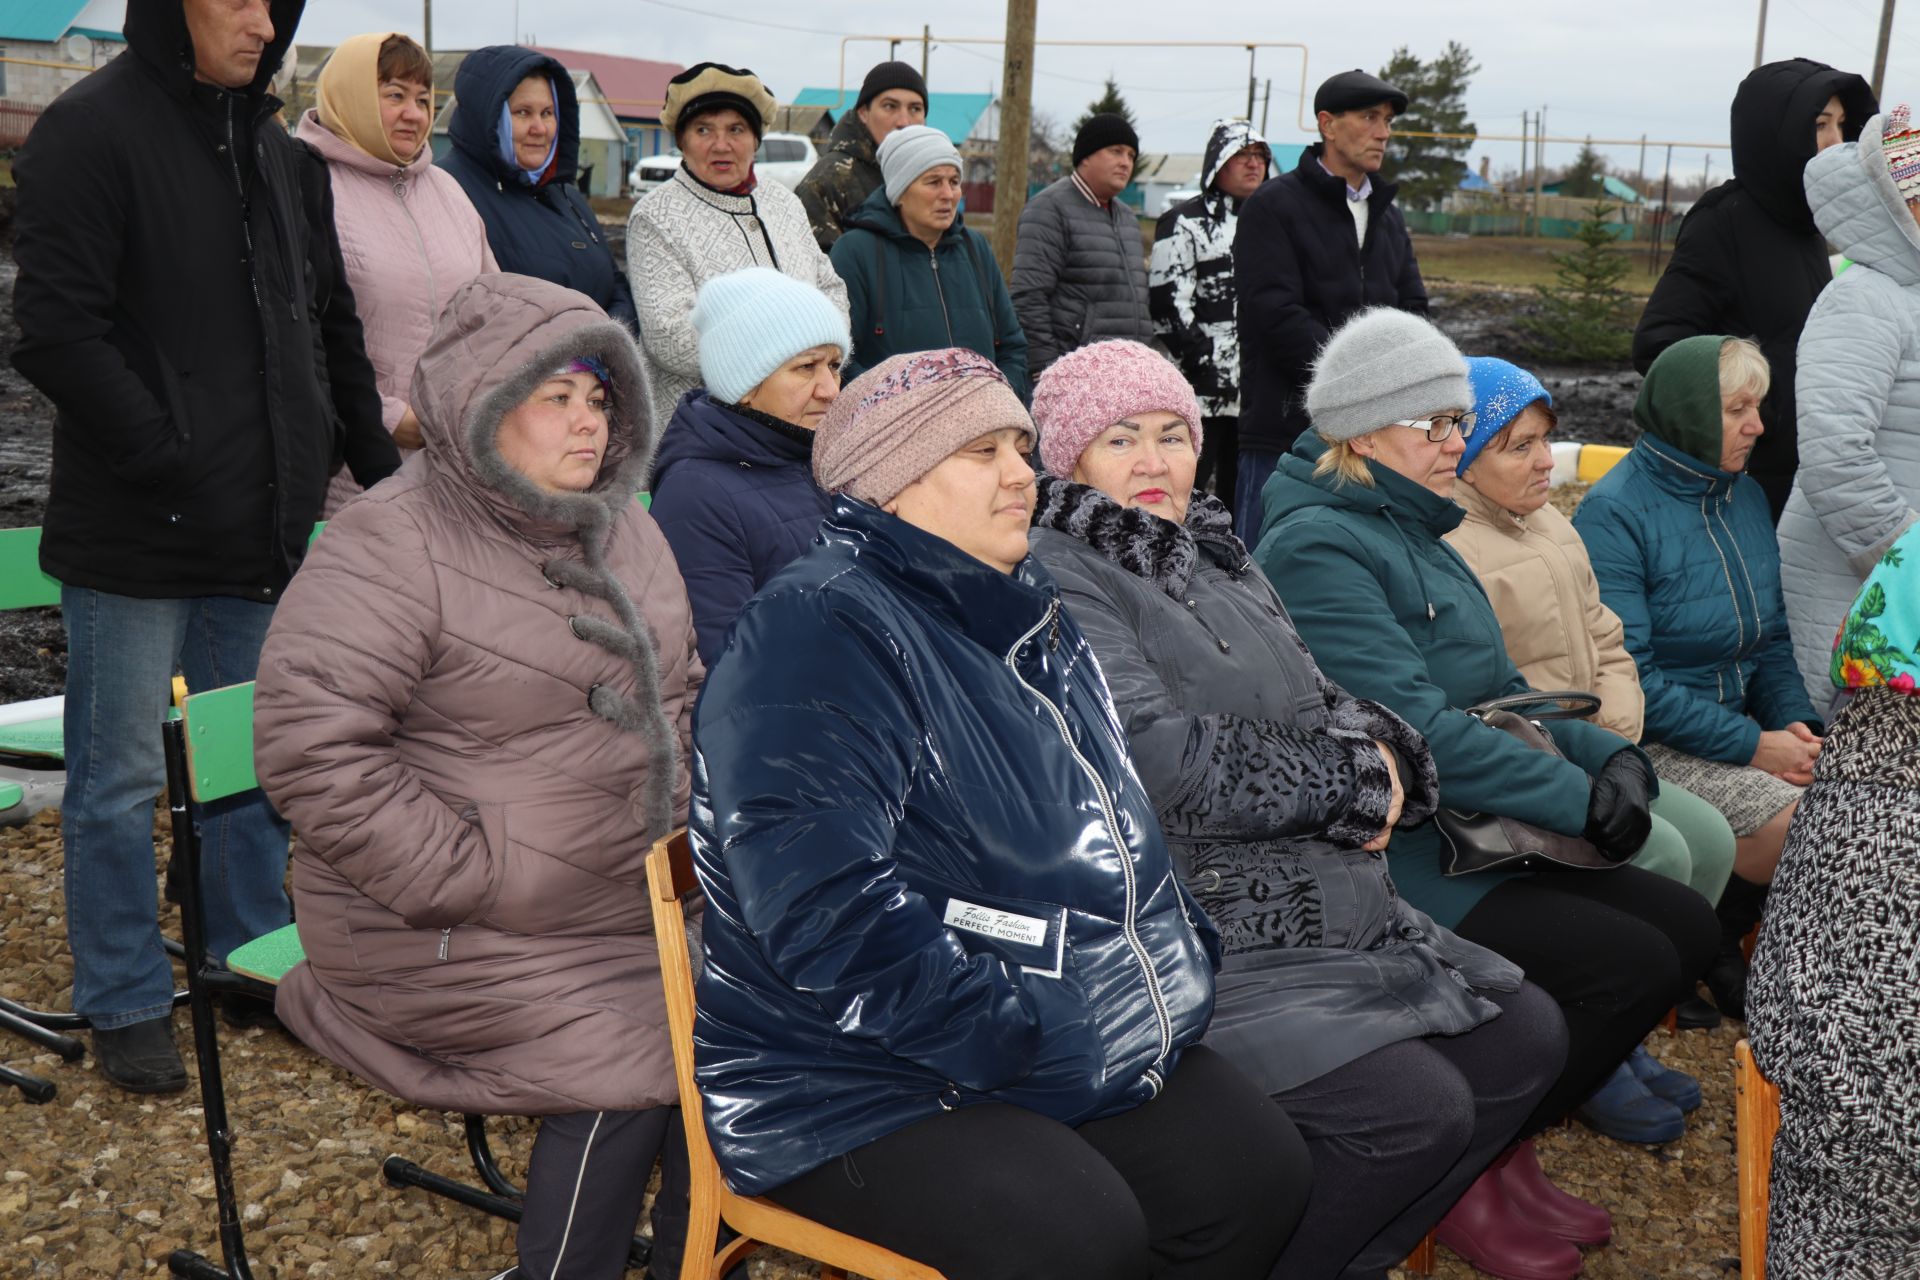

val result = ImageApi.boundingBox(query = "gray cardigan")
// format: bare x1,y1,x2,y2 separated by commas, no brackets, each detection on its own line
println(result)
1029,479,1521,1094
1782,111,1920,710
1010,176,1152,374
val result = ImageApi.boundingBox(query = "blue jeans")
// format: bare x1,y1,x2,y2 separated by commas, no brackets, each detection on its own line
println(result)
1234,447,1284,545
61,587,291,1028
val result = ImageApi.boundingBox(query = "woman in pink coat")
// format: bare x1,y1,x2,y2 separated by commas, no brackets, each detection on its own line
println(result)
254,274,701,1280
296,32,496,515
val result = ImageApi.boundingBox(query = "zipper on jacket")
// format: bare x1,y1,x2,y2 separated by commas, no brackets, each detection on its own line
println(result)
394,174,439,312
437,928,451,961
224,95,266,320
1003,599,1174,1078
929,246,955,346
1182,594,1232,654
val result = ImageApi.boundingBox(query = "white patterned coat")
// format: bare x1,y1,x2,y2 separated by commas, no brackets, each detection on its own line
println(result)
1748,687,1920,1278
626,168,850,432
1780,112,1920,712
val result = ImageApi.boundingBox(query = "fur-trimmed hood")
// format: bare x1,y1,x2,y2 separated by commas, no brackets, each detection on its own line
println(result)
1031,475,1246,600
412,272,656,546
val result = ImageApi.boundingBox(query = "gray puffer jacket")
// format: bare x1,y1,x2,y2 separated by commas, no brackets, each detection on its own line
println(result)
1029,478,1521,1095
1010,176,1152,375
1781,110,1920,711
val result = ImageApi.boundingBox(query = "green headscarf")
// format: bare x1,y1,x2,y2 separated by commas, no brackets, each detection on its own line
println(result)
1633,334,1727,468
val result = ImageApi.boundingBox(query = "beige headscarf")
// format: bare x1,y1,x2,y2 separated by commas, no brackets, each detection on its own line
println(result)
317,32,423,168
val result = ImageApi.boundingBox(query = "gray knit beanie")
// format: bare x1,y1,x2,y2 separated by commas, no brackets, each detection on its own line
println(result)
1305,309,1472,442
879,124,962,203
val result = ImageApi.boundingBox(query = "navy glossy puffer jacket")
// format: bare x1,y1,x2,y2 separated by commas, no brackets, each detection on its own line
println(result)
648,390,829,668
689,497,1219,1196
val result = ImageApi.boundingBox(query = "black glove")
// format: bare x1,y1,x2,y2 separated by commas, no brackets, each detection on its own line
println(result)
1583,749,1653,862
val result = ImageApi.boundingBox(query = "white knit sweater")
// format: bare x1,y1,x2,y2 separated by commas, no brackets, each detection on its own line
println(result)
627,168,850,431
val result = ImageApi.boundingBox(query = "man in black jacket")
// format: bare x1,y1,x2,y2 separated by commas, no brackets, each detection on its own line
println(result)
1634,58,1875,522
1232,70,1427,543
10,0,397,1093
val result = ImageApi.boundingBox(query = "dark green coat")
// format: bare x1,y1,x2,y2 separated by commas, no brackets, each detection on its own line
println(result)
829,187,1031,399
1255,435,1643,927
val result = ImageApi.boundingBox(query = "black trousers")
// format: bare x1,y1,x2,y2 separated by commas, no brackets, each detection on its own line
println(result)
1197,414,1240,519
516,1104,690,1280
766,1045,1313,1280
1267,983,1566,1280
1455,865,1718,1137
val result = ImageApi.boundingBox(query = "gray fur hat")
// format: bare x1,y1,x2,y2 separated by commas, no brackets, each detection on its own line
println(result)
1305,309,1472,442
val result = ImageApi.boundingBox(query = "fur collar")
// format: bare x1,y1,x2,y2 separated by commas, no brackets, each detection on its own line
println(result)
1032,476,1247,600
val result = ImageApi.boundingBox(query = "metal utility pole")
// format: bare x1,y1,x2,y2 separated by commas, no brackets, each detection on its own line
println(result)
1874,0,1898,100
1651,142,1674,275
1260,78,1271,134
1520,111,1530,234
1532,105,1547,237
422,0,432,53
1246,46,1257,120
1754,0,1768,68
990,0,1037,280
922,24,932,80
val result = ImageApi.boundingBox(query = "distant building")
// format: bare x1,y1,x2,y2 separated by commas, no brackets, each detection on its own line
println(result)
0,0,124,143
1540,174,1645,204
792,87,995,150
530,46,683,166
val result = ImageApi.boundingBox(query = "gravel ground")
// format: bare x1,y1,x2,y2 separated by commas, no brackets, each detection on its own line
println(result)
1,806,1742,1279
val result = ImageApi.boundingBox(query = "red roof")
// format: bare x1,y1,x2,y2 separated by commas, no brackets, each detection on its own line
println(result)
530,46,683,124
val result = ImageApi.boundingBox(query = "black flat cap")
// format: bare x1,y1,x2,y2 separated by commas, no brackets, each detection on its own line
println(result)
1314,69,1409,117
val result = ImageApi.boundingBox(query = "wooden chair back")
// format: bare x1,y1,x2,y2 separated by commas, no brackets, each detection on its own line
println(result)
646,829,947,1280
1734,1038,1780,1280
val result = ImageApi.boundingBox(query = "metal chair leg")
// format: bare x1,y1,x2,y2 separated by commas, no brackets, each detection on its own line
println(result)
166,718,256,1280
0,1000,85,1059
0,1061,56,1102
465,1114,524,1199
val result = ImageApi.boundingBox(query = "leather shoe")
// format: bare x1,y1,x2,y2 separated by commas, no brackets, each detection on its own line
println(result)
1499,1138,1612,1245
1573,1060,1685,1143
1673,993,1722,1030
92,1016,187,1094
1627,1044,1701,1112
1436,1155,1583,1280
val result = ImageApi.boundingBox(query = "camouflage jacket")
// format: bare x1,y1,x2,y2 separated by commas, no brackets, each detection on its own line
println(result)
796,113,883,251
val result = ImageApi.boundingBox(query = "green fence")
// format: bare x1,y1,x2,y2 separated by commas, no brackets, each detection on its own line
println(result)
1402,208,1681,244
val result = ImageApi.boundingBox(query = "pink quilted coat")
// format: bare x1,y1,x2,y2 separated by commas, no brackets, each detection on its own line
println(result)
294,109,497,517
255,273,700,1115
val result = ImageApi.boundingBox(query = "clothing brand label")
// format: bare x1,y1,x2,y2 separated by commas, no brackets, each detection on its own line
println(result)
943,898,1051,947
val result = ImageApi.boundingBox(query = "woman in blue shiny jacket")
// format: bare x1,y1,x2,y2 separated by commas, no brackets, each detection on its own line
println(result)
687,349,1310,1280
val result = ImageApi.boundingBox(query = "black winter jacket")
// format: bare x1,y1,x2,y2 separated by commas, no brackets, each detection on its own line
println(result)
439,46,637,332
1633,58,1876,520
1010,176,1152,375
1233,144,1427,456
11,0,396,600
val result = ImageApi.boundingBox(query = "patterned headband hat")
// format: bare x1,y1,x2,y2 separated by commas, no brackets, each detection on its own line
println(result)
560,355,612,395
1881,104,1920,203
1832,522,1920,695
813,348,1033,505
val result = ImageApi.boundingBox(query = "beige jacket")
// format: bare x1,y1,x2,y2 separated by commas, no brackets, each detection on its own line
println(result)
1445,482,1644,742
256,274,701,1115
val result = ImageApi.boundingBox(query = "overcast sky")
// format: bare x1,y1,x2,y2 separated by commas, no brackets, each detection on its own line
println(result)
289,0,1914,182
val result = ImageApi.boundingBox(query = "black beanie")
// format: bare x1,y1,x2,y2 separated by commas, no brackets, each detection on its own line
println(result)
857,60,928,110
1074,112,1139,166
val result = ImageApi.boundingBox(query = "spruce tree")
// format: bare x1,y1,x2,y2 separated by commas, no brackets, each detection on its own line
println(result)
1072,78,1138,137
1524,199,1636,363
1561,141,1607,199
1375,42,1477,211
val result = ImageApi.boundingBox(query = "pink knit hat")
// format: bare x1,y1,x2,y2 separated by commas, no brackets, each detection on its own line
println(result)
813,348,1033,505
1031,341,1203,479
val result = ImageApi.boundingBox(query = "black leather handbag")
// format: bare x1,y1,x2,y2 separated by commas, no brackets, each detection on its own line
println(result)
1436,691,1617,876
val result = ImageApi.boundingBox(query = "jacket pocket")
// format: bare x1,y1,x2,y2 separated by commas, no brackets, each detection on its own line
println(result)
907,869,1071,978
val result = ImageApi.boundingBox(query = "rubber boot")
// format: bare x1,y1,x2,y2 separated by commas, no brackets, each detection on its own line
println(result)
1435,1149,1584,1280
1706,873,1768,1021
1571,1060,1685,1144
1498,1138,1612,1245
1627,1043,1701,1112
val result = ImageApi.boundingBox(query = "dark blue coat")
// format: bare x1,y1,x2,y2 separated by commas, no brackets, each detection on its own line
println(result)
438,46,636,331
1575,433,1822,763
648,391,828,667
689,498,1219,1195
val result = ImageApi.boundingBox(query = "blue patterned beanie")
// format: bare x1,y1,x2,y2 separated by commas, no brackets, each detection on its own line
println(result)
1459,357,1552,474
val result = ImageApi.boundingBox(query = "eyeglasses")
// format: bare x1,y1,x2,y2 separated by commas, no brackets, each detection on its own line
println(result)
1390,412,1475,443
